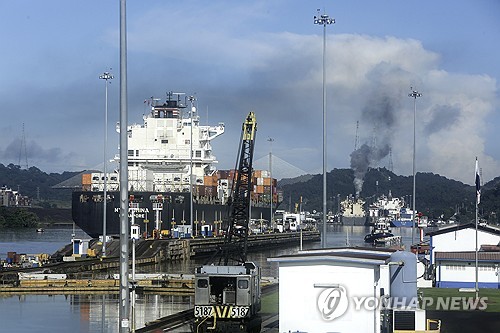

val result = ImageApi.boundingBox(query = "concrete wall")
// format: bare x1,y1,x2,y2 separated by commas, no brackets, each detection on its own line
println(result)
436,260,500,288
278,261,381,333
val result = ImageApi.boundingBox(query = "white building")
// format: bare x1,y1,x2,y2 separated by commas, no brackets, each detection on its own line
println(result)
269,248,438,333
434,251,500,288
427,223,500,264
427,223,500,288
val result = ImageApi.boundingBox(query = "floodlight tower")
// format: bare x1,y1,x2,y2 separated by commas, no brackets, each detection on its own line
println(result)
408,87,422,247
99,71,113,258
314,9,335,248
268,137,275,226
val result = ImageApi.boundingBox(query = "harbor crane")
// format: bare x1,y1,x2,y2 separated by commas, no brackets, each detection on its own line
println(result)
193,112,262,333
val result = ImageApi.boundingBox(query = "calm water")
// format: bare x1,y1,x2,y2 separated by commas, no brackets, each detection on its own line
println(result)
0,225,421,332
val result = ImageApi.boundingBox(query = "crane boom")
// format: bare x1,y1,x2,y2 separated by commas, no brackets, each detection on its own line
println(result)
221,111,257,265
193,112,262,333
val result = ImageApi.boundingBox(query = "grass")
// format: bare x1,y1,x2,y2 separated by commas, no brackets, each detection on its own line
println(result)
261,289,279,314
419,288,500,312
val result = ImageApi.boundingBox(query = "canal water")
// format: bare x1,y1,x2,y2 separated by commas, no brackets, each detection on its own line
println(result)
0,225,420,332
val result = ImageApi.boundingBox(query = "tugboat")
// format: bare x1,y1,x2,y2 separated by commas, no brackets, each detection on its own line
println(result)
364,217,393,243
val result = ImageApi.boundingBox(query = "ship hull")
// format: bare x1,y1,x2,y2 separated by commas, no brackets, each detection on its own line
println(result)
391,220,414,228
341,216,368,226
72,191,275,238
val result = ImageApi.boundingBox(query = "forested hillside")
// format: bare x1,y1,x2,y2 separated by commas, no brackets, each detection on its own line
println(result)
0,163,77,206
279,167,498,224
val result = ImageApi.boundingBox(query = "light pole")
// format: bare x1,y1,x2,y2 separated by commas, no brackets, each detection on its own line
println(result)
118,0,130,331
314,9,335,248
408,88,422,247
267,137,274,227
99,71,113,258
188,96,196,237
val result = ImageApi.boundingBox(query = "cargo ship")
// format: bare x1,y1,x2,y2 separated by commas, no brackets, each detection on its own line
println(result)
72,92,281,238
339,195,368,226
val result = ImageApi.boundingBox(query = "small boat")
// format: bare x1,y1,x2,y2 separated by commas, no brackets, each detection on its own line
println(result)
36,228,45,233
364,218,393,243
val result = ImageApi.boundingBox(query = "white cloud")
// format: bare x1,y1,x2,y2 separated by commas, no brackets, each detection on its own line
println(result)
123,6,498,184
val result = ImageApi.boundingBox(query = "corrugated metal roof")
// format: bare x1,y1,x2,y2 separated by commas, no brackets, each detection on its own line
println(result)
435,251,500,261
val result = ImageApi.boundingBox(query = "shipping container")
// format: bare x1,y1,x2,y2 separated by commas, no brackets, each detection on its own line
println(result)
82,173,92,185
204,175,216,186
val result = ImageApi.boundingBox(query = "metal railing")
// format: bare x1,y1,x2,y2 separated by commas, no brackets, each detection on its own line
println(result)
394,319,441,333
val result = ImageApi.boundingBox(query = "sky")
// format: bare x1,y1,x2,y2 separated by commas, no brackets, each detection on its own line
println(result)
0,0,499,187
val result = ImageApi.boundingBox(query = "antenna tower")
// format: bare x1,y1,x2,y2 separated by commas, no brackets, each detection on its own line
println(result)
18,123,29,169
388,147,394,172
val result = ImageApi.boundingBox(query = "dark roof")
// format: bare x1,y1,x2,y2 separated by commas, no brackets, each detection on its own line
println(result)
426,223,500,237
435,251,500,261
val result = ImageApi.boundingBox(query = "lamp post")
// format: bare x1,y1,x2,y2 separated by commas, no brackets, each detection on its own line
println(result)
408,88,422,247
99,71,113,258
118,0,130,331
267,137,274,227
188,96,196,237
314,9,335,248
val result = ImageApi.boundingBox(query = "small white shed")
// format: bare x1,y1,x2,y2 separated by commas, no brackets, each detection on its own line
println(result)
268,248,431,333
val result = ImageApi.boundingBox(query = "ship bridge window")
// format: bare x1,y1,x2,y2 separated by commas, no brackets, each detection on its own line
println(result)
161,139,168,144
128,150,134,156
195,151,202,158
238,280,249,289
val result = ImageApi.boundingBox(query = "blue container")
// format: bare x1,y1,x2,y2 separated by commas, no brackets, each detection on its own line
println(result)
172,230,179,238
207,230,213,237
6,258,13,264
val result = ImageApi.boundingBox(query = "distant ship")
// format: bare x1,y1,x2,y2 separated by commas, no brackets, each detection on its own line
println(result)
340,195,368,226
72,92,281,238
368,191,415,228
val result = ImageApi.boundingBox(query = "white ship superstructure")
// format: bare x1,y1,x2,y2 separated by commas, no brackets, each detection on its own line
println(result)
91,93,225,192
340,195,367,225
368,191,408,226
340,195,366,218
124,95,224,192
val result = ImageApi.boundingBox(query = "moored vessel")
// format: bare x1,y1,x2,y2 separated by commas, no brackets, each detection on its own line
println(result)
72,92,281,238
